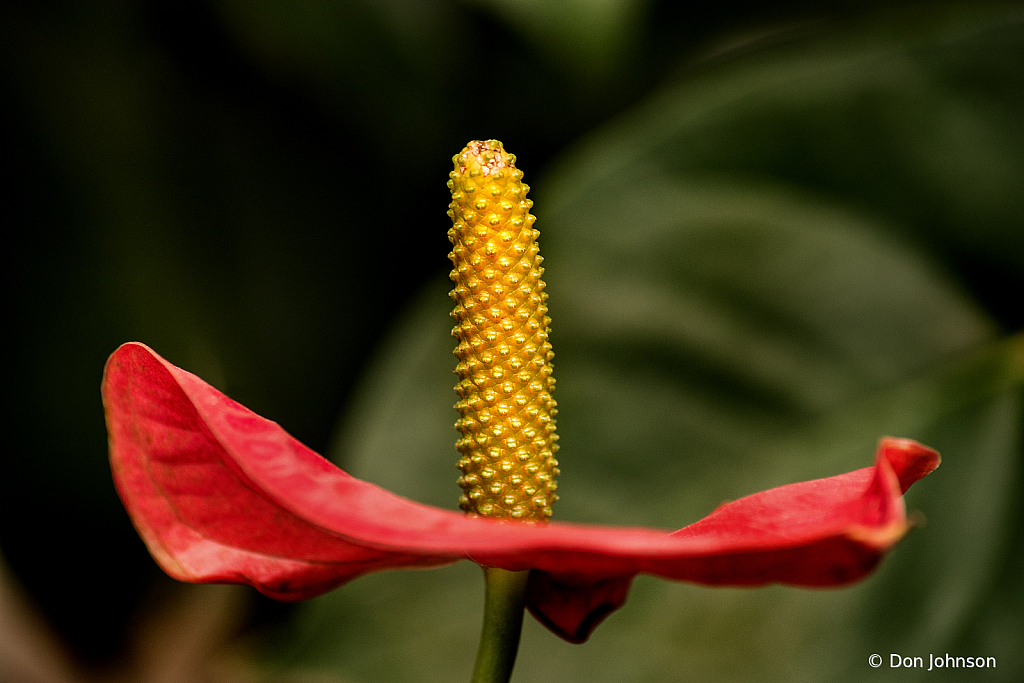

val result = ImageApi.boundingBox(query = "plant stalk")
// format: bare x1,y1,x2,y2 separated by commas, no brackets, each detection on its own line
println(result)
470,567,529,683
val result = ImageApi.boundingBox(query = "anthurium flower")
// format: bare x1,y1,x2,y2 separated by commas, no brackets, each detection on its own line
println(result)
103,341,939,644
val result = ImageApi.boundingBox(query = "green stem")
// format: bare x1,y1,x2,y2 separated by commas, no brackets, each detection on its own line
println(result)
470,567,529,683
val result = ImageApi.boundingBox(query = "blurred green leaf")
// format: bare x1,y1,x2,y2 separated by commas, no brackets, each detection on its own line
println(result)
466,0,652,79
545,3,1024,325
256,8,1024,682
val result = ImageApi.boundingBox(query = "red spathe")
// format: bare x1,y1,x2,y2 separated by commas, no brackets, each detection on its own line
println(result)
103,342,940,643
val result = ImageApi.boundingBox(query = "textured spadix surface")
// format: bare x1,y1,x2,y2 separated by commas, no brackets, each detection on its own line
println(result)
447,140,559,520
104,341,938,643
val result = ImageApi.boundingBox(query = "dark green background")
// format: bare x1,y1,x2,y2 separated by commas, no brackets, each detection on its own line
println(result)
4,1,1023,681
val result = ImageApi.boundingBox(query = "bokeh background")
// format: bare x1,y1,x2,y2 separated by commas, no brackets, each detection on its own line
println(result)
4,1,1024,681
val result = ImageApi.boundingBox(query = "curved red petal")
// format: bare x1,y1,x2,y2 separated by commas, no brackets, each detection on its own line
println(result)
103,343,939,641
102,342,454,600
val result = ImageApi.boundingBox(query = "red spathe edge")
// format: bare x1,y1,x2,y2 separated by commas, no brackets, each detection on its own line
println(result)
102,342,940,643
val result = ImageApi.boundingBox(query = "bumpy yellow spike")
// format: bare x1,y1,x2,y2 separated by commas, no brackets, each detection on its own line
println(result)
447,140,559,520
